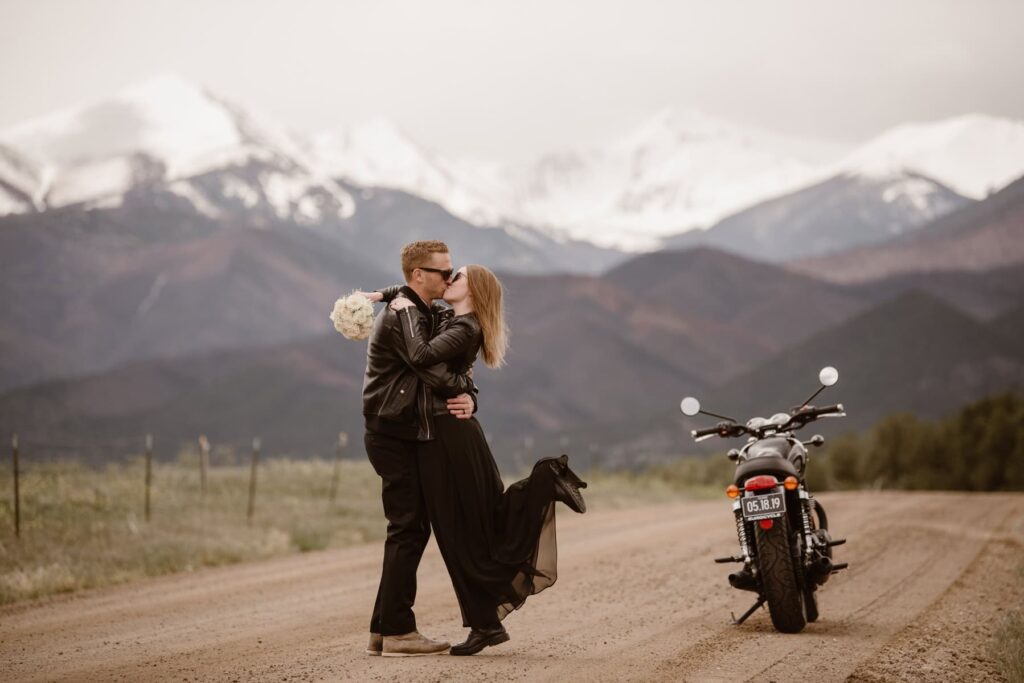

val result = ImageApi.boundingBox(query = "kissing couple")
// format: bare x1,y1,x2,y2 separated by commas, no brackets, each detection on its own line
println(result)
353,240,588,657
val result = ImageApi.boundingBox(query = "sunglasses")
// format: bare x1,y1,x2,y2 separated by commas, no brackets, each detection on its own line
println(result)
450,271,465,283
418,266,454,280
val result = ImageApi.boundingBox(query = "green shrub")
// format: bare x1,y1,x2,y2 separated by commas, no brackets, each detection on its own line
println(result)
811,393,1024,492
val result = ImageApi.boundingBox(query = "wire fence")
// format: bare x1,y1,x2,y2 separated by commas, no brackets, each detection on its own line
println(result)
3,431,354,539
0,428,397,606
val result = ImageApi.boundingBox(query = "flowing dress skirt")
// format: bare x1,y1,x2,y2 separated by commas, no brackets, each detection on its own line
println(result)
418,414,559,628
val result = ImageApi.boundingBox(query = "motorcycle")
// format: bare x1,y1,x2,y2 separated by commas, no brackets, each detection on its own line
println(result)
680,366,849,633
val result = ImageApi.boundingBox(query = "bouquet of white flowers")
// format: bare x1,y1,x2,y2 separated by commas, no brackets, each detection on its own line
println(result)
330,293,375,340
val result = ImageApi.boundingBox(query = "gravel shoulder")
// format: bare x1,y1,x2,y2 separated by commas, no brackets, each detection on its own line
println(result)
1,491,1021,682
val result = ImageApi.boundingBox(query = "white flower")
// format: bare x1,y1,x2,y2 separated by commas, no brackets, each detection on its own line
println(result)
330,293,375,340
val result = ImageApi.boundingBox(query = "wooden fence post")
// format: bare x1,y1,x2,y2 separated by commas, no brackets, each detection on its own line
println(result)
247,437,260,525
198,435,210,499
144,433,153,522
329,431,348,503
11,433,19,539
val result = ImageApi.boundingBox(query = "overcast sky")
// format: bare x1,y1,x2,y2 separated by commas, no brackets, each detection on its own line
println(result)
1,0,1021,162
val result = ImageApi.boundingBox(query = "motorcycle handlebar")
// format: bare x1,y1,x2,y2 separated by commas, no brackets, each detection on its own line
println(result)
691,421,743,440
692,425,723,439
801,403,845,419
689,404,846,442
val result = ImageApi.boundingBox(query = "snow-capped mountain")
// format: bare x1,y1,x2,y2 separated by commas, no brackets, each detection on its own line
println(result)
664,170,972,261
0,74,355,222
0,74,623,281
835,114,1024,200
790,173,1024,283
3,74,1023,258
308,108,833,251
0,75,585,255
311,110,1024,253
307,119,517,229
5,74,244,173
509,109,828,250
661,113,1024,259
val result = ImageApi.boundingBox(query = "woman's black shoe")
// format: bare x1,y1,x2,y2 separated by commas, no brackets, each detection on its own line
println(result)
549,454,588,513
450,624,510,656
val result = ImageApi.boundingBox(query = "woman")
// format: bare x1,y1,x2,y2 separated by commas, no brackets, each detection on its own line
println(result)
380,265,587,656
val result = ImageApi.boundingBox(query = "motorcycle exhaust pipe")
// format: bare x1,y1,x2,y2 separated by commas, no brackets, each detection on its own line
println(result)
807,554,833,585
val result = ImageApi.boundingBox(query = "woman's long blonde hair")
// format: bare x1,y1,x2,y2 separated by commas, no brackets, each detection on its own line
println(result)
467,265,508,368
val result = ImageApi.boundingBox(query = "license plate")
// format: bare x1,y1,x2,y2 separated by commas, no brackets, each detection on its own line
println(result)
742,491,785,521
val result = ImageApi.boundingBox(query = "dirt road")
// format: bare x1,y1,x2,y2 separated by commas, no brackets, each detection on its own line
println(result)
2,491,1022,682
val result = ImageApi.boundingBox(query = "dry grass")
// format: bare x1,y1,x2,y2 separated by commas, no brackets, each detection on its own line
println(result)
0,456,383,605
995,610,1024,682
0,454,723,606
996,563,1024,683
575,458,733,507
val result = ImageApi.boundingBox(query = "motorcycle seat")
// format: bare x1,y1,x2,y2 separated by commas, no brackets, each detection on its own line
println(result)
734,454,799,485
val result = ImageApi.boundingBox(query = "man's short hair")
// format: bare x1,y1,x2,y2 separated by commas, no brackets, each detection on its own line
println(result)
400,240,449,280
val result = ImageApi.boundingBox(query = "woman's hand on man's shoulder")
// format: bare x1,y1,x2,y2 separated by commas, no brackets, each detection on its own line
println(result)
389,296,415,311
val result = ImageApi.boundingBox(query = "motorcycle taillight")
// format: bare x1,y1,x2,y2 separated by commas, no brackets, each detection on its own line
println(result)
744,475,779,491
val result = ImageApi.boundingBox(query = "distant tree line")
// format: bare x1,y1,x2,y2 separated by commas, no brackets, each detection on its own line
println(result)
806,393,1024,491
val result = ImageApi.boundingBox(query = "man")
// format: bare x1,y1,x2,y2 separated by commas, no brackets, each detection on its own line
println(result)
361,240,476,657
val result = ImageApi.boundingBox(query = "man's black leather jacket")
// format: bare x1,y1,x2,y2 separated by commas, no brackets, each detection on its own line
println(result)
362,286,475,441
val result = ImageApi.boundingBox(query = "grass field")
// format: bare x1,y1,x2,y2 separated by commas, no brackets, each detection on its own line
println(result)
0,453,727,606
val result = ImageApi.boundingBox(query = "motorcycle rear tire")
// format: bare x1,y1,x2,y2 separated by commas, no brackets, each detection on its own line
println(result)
754,514,807,633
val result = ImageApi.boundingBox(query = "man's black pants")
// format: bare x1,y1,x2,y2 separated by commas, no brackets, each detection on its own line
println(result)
365,430,431,636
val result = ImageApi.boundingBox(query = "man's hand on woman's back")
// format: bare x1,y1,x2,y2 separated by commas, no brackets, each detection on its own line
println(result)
448,394,475,420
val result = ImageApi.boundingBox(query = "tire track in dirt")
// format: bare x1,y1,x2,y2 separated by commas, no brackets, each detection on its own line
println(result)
524,492,934,682
848,511,1024,682
665,494,1019,682
0,492,1021,682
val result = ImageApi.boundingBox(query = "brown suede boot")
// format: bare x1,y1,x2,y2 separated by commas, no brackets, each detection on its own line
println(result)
381,631,450,657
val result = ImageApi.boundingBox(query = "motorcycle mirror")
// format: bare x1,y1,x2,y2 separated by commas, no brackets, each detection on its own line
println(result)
680,397,738,423
680,397,701,416
798,366,840,409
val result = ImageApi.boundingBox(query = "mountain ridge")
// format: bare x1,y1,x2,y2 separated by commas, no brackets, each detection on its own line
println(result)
4,247,1022,466
587,290,1024,466
662,171,972,261
789,174,1024,282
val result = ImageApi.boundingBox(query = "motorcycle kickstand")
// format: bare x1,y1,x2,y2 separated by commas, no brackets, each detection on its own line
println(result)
731,596,766,626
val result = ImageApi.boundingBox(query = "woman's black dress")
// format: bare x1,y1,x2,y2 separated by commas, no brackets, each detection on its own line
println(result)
398,308,564,629
419,417,562,627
